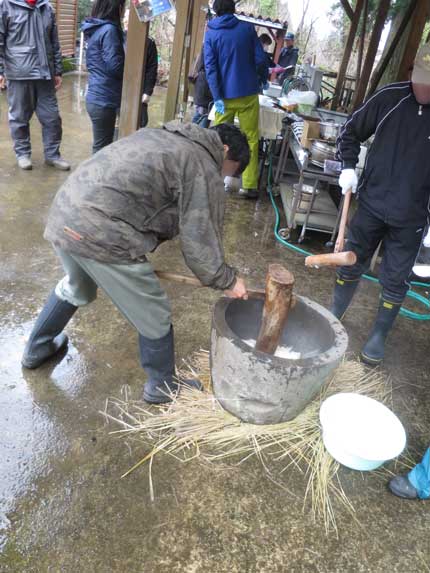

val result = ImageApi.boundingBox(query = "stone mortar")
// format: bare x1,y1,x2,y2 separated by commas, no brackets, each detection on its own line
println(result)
211,295,348,425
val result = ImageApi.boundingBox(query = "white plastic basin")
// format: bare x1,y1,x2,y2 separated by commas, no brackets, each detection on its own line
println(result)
412,264,430,278
320,393,406,471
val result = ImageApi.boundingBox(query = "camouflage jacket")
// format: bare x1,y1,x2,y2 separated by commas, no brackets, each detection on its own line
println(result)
44,122,237,290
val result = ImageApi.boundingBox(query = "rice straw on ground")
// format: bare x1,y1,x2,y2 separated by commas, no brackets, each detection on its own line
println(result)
103,351,397,534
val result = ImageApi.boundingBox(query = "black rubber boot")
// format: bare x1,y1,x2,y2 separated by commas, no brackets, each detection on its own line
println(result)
361,298,401,366
330,277,360,320
139,327,202,404
388,475,418,499
22,290,78,369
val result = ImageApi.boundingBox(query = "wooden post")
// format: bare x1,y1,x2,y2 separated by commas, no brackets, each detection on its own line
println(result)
164,0,192,122
368,0,417,95
183,0,199,105
396,0,430,81
331,0,365,110
118,7,149,137
352,0,391,109
255,265,295,355
189,0,207,69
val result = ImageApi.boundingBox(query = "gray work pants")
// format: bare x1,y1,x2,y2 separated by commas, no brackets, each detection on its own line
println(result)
54,248,172,340
7,80,62,160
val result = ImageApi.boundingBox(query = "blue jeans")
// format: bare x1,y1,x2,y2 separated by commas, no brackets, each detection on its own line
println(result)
192,106,209,128
86,102,117,154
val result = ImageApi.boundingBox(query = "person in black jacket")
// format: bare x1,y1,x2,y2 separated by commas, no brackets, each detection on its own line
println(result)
277,32,298,85
140,37,158,128
331,45,430,365
258,33,274,92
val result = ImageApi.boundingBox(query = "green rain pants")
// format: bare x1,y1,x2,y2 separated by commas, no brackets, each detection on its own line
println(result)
214,94,260,190
54,248,172,340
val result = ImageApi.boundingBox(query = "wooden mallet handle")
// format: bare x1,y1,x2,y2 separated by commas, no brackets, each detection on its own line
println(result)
334,189,352,254
154,270,266,299
255,264,295,355
155,271,201,288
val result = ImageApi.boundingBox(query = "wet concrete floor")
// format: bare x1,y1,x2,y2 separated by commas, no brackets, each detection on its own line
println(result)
0,75,429,572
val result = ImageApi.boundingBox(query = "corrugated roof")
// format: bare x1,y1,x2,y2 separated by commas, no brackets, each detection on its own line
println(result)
235,12,288,31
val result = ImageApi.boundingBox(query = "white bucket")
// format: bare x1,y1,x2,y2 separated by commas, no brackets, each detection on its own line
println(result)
319,393,406,471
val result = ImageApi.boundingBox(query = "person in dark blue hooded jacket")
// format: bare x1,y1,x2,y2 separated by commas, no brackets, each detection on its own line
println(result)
82,0,125,154
204,0,268,199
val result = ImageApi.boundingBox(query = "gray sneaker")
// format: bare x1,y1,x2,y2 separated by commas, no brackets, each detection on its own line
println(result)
45,157,71,171
238,188,259,200
17,156,32,170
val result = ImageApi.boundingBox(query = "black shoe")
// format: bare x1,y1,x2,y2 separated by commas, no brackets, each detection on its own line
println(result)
22,290,77,369
330,277,360,320
388,475,418,499
361,298,401,365
139,327,202,404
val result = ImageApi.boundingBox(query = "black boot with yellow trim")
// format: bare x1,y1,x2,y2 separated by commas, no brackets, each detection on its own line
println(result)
361,297,402,366
330,276,360,321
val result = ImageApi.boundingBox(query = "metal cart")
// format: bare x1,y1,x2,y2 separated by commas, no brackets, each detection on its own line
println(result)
274,126,344,244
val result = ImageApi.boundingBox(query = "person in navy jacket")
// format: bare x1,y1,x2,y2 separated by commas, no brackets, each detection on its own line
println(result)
204,0,268,199
82,0,126,154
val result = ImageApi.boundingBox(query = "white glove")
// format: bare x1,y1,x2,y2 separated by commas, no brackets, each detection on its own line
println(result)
423,228,430,248
338,168,358,195
142,93,151,104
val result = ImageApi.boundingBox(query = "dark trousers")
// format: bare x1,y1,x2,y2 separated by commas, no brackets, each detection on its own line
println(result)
140,102,149,128
7,79,62,160
86,102,117,154
338,205,425,303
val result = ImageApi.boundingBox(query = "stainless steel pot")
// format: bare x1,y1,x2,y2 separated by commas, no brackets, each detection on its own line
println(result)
293,183,319,210
310,140,336,168
319,121,341,142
